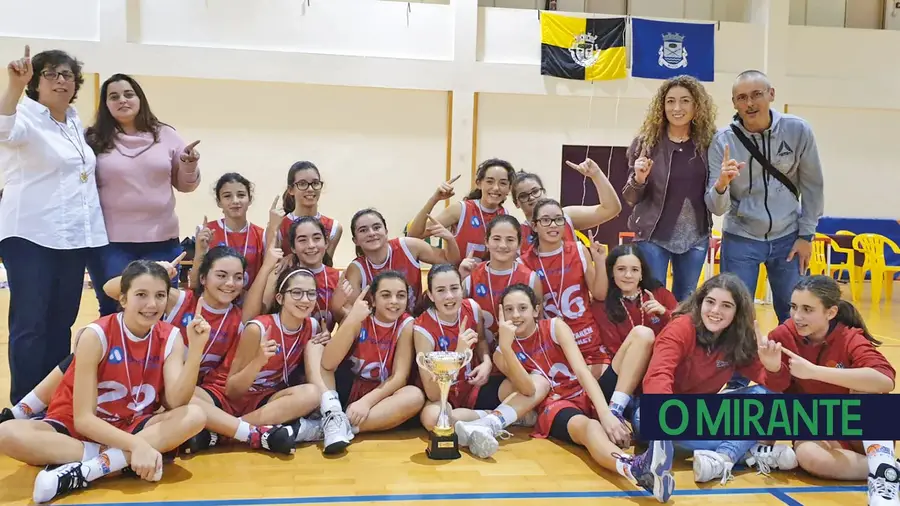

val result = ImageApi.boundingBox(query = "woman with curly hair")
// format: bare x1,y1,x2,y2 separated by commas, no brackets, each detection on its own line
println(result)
621,75,717,301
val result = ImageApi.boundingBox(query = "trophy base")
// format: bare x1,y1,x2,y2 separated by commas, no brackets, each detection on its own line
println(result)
426,431,461,460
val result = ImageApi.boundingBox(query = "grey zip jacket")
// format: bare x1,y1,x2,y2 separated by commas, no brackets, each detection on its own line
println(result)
705,109,824,241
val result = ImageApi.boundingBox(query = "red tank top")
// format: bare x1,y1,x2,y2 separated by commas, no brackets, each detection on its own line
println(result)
454,200,507,260
520,213,577,256
503,318,583,400
348,314,414,384
246,314,317,393
278,212,339,255
464,262,537,349
165,291,245,386
413,299,481,376
521,241,602,354
349,238,422,313
48,313,180,425
206,219,266,289
310,264,341,331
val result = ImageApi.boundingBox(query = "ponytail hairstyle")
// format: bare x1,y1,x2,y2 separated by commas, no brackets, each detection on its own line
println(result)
288,215,333,268
269,267,317,314
529,197,563,247
193,245,247,298
465,158,516,201
282,161,321,215
485,214,522,243
793,275,880,345
214,172,254,204
413,263,461,317
673,273,757,367
350,208,388,258
604,244,662,323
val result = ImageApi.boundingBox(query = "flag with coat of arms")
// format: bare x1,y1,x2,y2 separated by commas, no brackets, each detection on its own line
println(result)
631,18,715,82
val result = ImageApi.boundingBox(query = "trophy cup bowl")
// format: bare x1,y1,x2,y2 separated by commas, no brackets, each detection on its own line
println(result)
416,349,473,460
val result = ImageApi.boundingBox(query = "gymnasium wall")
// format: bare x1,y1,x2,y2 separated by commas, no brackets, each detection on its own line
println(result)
0,0,897,267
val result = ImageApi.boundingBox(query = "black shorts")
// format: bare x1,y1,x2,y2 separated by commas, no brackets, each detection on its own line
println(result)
57,354,75,374
472,374,504,410
549,365,625,443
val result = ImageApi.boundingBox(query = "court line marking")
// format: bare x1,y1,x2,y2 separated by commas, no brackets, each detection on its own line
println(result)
769,489,805,506
65,485,869,506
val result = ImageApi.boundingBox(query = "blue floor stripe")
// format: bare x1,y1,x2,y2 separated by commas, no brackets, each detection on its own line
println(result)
63,485,869,506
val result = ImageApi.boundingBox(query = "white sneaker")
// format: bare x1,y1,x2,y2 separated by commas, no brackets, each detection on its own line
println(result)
33,462,89,504
322,411,353,454
511,410,537,428
868,462,900,506
692,450,734,485
454,417,509,459
745,444,798,475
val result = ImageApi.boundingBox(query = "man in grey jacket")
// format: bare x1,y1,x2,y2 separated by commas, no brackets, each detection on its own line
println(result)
706,70,825,325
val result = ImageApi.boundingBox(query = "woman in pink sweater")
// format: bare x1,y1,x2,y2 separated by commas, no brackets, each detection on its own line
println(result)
84,74,201,315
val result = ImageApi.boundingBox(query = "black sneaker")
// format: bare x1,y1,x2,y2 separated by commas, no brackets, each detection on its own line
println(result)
251,425,297,455
0,407,13,424
33,462,89,503
182,429,220,455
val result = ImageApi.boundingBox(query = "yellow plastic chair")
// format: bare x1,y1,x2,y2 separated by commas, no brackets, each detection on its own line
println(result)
808,235,830,276
851,233,900,304
575,230,591,247
822,232,863,301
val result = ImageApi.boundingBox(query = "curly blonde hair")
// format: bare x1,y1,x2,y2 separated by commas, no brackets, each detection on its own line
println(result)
635,75,717,154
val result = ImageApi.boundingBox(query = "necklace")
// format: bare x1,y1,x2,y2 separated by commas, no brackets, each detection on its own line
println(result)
196,299,231,370
276,314,303,387
222,219,251,258
485,261,515,318
621,292,645,329
116,313,153,420
536,246,565,319
51,116,88,183
369,316,399,383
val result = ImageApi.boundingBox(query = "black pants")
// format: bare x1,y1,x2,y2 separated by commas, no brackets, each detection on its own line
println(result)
2,238,89,405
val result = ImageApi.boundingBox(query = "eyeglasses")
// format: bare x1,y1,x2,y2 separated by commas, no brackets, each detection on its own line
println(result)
517,187,545,203
733,90,768,104
537,216,566,227
41,70,75,82
293,180,324,191
285,289,318,301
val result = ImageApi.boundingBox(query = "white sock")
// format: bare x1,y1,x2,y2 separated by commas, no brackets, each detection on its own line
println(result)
12,392,46,419
474,410,489,419
864,440,897,473
233,420,251,442
486,404,518,429
320,390,342,416
81,442,103,461
615,457,635,481
609,391,631,415
81,448,127,482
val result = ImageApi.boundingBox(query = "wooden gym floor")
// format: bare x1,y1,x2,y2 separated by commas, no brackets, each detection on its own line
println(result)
0,284,897,505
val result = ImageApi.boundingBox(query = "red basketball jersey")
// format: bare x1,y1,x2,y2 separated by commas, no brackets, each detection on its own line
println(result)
165,290,245,385
521,241,606,362
206,219,266,289
46,313,180,427
500,318,583,400
348,314,414,384
464,261,538,349
310,264,341,331
453,200,507,261
349,238,422,313
246,314,318,393
277,212,339,255
413,299,481,377
519,213,577,256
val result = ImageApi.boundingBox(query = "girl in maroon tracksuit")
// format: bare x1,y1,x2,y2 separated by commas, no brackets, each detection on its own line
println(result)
766,275,897,505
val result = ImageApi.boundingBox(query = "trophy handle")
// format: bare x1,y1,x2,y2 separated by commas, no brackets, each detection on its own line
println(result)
461,348,473,368
416,352,435,380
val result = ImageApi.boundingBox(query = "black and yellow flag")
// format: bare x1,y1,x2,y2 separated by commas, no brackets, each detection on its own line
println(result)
540,13,627,81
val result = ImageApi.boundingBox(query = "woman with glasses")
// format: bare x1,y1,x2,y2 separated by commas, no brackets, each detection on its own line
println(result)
512,158,621,255
621,75,717,302
0,46,108,407
273,161,341,264
84,73,201,316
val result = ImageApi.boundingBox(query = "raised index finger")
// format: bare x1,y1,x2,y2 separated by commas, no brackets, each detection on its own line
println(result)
447,174,461,184
171,251,187,266
357,285,370,301
184,140,201,152
780,347,800,360
723,144,730,161
460,315,468,332
24,45,30,58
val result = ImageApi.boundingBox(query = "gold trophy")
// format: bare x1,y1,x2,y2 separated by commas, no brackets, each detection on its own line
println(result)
416,349,474,460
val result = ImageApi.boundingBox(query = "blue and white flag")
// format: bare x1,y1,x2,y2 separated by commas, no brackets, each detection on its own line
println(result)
631,18,715,82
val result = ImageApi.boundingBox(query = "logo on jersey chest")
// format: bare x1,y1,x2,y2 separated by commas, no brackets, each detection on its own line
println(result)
470,216,482,228
181,313,195,328
715,360,731,369
109,347,125,364
438,335,451,351
358,328,369,342
475,283,489,297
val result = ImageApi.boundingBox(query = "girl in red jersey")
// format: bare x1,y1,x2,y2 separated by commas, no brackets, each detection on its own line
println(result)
512,158,621,255
590,244,677,418
317,271,426,454
461,215,542,350
274,161,341,262
342,208,460,313
639,273,796,486
192,173,266,291
0,261,209,504
454,283,674,502
766,276,898,504
413,264,497,431
521,198,609,377
406,159,516,261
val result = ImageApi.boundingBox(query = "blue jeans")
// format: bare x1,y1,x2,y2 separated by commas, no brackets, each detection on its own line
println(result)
633,385,771,464
719,232,799,324
86,239,183,316
1,238,89,405
636,240,708,301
